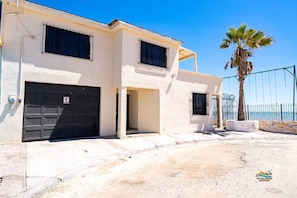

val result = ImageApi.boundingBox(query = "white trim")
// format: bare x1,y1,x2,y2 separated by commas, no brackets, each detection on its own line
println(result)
42,24,46,54
90,35,94,61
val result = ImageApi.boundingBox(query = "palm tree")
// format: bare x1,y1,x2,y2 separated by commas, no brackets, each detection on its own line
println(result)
220,24,273,121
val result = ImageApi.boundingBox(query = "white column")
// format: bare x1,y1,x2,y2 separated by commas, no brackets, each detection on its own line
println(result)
194,54,198,72
117,87,127,138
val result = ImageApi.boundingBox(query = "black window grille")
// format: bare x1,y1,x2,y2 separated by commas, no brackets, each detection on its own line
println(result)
45,25,90,59
193,93,207,115
140,41,167,67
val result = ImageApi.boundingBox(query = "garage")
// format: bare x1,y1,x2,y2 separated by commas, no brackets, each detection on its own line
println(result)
23,82,100,142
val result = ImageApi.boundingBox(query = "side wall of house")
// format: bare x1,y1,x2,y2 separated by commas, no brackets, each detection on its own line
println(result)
0,3,116,142
160,70,222,133
119,29,221,134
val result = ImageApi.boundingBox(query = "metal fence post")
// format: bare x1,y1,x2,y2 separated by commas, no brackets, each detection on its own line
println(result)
280,104,283,121
293,66,296,121
247,105,249,120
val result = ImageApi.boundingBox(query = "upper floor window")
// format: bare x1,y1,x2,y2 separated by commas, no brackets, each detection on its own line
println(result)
193,93,207,115
140,41,167,68
45,25,91,60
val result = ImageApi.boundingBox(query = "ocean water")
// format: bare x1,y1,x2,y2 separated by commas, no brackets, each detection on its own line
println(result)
213,103,297,121
246,111,297,121
216,111,297,121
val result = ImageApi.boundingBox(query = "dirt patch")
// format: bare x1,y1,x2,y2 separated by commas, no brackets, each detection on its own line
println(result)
259,120,297,134
41,143,244,198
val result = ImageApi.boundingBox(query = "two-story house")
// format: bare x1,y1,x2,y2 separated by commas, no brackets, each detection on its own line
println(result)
0,0,222,143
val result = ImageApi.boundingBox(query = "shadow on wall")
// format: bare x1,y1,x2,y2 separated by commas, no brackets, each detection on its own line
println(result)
134,65,167,77
165,82,172,94
0,103,20,124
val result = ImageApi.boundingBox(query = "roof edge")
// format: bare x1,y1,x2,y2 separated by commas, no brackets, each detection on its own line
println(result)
109,19,183,46
6,1,186,47
5,0,110,32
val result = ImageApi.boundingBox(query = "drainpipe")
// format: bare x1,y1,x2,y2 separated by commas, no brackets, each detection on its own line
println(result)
1,0,20,106
17,35,35,103
2,0,35,104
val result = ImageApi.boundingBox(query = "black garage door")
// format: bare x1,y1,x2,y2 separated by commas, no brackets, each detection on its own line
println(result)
23,82,100,142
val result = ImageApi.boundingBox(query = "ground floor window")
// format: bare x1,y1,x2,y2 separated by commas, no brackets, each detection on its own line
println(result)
193,93,207,115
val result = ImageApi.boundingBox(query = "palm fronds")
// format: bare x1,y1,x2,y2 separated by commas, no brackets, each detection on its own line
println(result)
220,24,273,78
219,24,273,121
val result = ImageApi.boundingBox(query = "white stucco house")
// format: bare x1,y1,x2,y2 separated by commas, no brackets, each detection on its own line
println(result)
0,0,222,143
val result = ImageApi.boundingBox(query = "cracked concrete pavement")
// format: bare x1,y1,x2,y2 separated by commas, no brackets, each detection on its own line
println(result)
1,130,297,197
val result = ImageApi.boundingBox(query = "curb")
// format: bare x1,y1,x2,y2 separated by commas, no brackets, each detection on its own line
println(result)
19,131,297,197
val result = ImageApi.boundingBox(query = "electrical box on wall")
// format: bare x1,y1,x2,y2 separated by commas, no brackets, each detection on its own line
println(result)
8,94,16,104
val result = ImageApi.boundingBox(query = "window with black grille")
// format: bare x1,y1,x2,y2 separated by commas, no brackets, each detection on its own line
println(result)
140,41,167,67
45,25,90,59
193,93,207,115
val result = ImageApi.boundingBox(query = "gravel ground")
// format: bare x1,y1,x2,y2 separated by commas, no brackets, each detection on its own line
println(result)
40,138,297,198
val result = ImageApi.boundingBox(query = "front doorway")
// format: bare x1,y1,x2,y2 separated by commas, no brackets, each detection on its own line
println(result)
116,88,160,137
212,95,222,128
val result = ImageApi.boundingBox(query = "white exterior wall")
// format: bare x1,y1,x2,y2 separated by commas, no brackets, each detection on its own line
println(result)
0,0,222,143
113,30,123,87
0,2,116,142
128,90,138,129
117,29,221,134
138,89,160,132
120,29,179,89
160,70,221,133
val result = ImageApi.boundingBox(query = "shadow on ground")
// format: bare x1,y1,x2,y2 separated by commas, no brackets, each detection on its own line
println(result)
200,129,244,137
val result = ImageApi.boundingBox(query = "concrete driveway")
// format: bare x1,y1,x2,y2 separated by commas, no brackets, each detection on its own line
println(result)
39,136,297,198
1,131,297,198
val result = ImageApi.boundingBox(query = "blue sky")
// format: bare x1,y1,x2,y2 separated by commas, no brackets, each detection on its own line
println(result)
30,0,297,104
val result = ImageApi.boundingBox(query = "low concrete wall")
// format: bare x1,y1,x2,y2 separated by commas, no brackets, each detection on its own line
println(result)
226,120,259,132
259,121,297,134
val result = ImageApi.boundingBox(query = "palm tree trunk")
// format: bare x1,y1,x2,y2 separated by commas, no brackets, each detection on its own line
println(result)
238,78,246,120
